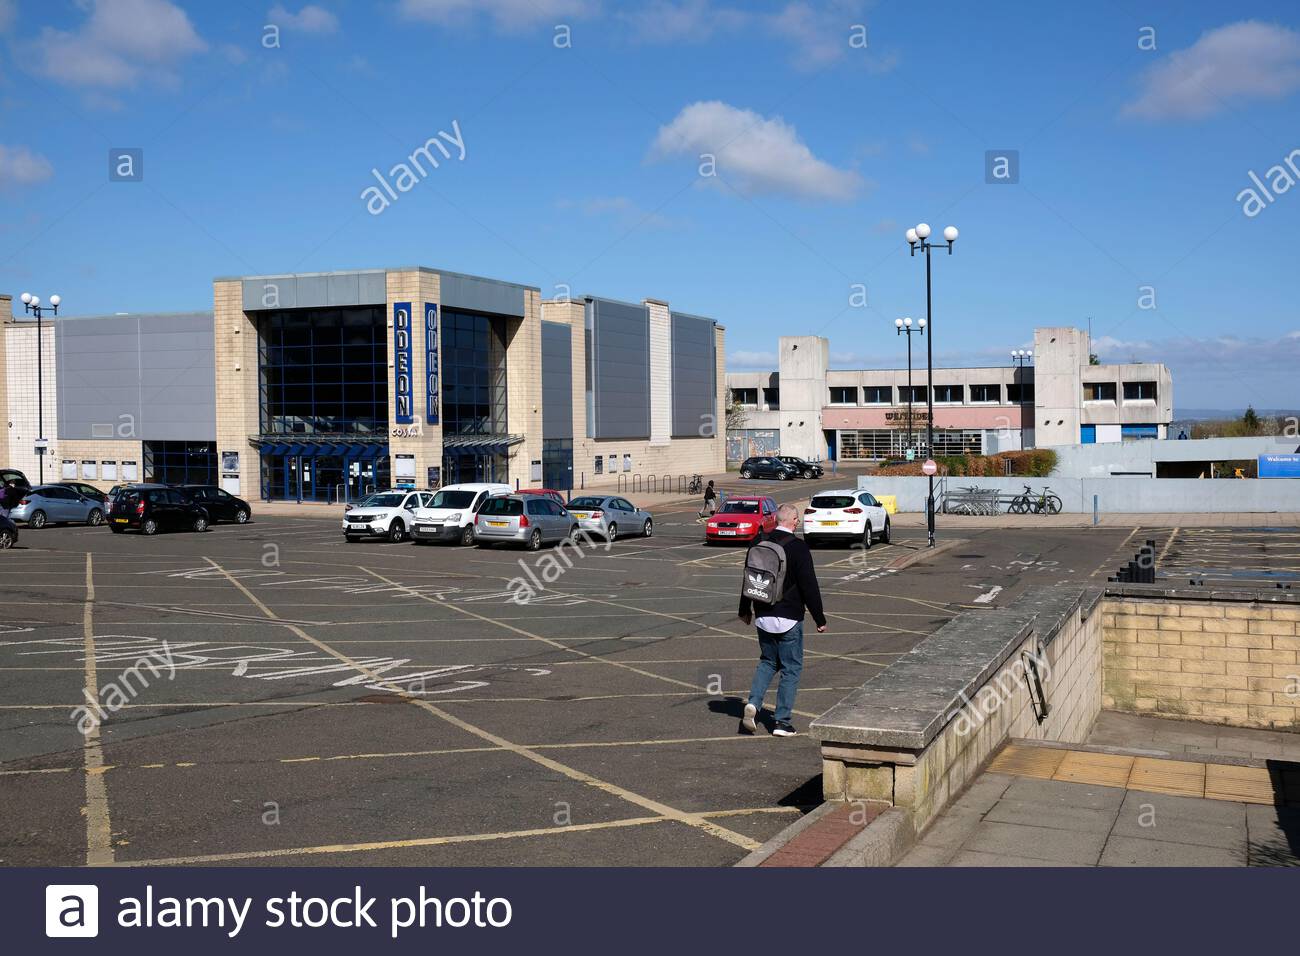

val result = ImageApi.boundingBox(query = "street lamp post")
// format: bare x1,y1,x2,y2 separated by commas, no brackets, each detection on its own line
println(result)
905,222,958,549
19,292,61,484
1011,349,1033,450
893,316,926,456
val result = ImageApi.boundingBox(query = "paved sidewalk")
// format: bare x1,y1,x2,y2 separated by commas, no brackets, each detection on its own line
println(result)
889,512,1300,529
897,743,1300,867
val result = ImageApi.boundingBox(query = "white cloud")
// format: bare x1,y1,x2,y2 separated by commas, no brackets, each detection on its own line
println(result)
398,0,594,30
1123,20,1300,120
619,0,748,44
650,100,862,201
267,3,339,34
29,0,206,89
0,144,54,186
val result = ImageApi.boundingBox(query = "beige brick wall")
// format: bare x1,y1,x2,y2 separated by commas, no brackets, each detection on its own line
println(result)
0,295,10,466
213,279,258,497
505,287,543,482
5,321,58,481
385,270,443,486
540,300,725,492
1103,597,1300,731
56,439,145,487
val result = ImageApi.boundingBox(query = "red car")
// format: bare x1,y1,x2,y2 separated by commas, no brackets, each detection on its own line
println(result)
705,495,778,544
518,488,567,507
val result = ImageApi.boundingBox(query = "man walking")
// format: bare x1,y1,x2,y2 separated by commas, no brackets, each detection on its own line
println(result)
699,479,718,517
737,502,826,737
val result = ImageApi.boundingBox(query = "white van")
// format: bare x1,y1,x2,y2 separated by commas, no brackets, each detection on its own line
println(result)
410,482,512,545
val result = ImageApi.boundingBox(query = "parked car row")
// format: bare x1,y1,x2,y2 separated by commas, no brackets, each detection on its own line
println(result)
0,468,253,536
737,456,825,480
701,488,890,548
341,483,655,551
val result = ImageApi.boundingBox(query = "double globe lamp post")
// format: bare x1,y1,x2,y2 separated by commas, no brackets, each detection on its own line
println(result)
893,316,925,456
904,222,958,548
19,291,61,484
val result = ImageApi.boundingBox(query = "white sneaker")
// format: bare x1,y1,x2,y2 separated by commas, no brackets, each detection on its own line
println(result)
741,702,758,733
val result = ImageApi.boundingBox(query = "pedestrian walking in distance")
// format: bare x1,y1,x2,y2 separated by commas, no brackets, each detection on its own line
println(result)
699,479,718,517
737,502,826,736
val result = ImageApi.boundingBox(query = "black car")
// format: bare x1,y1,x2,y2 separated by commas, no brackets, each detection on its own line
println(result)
738,456,799,480
778,456,824,479
1,468,31,493
108,484,210,535
0,514,16,550
178,485,252,524
55,481,109,504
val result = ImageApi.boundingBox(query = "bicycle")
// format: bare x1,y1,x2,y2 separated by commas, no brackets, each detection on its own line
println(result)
1009,484,1062,515
687,474,703,495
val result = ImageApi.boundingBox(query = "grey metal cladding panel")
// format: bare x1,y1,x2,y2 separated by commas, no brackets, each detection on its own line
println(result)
243,278,296,311
357,272,387,304
541,322,573,440
294,276,330,309
327,273,361,306
439,273,525,317
592,298,650,439
671,312,715,437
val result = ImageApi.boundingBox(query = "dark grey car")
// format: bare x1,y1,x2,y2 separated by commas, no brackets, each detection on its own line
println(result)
474,494,576,550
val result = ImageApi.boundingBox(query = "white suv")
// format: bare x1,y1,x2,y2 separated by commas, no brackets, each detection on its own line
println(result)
802,489,891,548
411,482,512,546
341,489,434,543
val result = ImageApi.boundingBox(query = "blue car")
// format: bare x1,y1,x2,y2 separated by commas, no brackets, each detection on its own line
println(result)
8,484,106,528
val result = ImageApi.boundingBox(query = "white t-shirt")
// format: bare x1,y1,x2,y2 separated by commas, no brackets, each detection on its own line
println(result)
755,615,799,634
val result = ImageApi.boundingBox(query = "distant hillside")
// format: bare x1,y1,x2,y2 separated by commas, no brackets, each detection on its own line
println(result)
1175,408,1300,420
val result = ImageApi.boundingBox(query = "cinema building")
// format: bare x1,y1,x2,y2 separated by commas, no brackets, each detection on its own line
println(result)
2,268,724,501
725,327,1173,462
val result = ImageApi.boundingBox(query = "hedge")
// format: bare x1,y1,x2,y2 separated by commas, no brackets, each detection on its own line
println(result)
874,449,1057,478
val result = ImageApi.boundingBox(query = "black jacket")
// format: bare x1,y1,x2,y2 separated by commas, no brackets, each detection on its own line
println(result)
738,528,826,628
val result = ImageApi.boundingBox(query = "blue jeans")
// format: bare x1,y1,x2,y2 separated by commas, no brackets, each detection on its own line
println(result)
747,621,804,723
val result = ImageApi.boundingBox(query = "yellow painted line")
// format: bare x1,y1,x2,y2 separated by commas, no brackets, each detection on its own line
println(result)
1156,527,1181,567
81,554,114,867
205,558,758,853
1089,525,1142,578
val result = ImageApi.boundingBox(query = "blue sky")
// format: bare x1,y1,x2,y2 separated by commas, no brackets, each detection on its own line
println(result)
2,0,1298,409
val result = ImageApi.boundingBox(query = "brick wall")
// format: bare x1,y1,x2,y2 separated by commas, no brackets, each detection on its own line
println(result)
213,279,258,497
5,321,58,480
56,439,145,487
816,587,1104,834
1103,595,1300,730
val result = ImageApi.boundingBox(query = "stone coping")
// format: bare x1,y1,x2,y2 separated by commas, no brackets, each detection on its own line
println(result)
1103,584,1300,605
810,585,1100,750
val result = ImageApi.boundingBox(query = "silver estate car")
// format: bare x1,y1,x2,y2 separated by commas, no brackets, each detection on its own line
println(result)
474,493,577,550
9,484,106,528
565,495,653,541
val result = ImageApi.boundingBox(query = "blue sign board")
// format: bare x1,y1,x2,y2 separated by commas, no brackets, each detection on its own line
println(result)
425,302,439,425
393,302,414,425
1259,454,1300,478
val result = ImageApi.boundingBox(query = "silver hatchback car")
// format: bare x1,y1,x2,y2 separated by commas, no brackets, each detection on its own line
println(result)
565,495,653,541
474,493,577,550
9,484,106,528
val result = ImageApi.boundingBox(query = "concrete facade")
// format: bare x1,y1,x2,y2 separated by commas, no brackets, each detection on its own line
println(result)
4,318,59,483
727,326,1173,461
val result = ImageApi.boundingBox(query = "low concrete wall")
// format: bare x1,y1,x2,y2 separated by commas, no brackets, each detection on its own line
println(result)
1103,587,1300,730
856,474,1300,514
811,586,1103,835
1054,436,1296,478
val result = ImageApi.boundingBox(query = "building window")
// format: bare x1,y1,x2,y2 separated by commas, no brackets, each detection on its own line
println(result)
970,383,1001,403
258,306,387,436
862,385,892,404
542,439,574,491
1123,381,1158,402
762,386,780,409
1007,383,1034,403
1121,424,1159,441
838,429,983,460
933,384,963,403
731,388,758,406
144,441,216,485
1083,382,1117,403
899,385,928,404
442,309,508,437
829,386,857,405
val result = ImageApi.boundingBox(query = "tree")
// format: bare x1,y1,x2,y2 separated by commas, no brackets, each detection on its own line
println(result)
1243,406,1261,432
725,400,749,432
1088,353,1100,365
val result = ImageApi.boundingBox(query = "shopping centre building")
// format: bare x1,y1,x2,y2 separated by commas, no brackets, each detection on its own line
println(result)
1,269,724,501
725,327,1173,462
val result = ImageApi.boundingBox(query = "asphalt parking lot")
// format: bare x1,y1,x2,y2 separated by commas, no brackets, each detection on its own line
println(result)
1,484,1138,867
